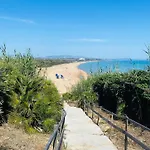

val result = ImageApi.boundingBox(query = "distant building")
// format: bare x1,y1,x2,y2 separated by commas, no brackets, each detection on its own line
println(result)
78,58,85,61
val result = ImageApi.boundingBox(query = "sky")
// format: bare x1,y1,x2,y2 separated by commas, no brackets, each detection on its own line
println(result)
0,0,150,59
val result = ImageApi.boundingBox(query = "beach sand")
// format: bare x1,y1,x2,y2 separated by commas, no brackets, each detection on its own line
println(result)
42,62,88,94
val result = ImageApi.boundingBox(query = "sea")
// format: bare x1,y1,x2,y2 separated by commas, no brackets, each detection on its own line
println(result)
78,59,150,74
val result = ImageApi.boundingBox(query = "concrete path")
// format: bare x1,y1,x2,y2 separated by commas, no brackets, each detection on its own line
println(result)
64,103,117,150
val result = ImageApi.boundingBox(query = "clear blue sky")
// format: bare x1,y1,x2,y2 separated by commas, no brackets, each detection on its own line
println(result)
0,0,150,59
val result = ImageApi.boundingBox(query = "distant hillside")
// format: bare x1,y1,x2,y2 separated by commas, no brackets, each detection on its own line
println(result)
39,55,101,60
35,56,101,67
45,55,83,59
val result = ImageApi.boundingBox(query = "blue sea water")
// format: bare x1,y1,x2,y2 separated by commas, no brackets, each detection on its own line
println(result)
78,59,150,74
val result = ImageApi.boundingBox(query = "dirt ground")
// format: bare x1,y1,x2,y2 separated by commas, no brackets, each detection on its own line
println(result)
0,124,50,150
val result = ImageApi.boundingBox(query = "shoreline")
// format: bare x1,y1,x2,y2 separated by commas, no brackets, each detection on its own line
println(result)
43,61,88,94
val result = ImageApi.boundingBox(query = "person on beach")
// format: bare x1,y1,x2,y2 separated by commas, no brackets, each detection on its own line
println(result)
55,73,59,79
60,74,64,79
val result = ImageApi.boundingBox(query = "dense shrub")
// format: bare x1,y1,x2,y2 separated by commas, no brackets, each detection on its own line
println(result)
33,80,62,132
67,70,150,127
63,76,97,107
0,45,62,132
94,71,150,123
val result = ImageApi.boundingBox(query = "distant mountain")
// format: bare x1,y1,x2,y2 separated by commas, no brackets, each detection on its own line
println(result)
36,55,101,60
45,55,86,59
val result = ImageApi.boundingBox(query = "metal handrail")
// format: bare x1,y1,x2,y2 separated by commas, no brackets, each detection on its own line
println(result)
99,105,150,132
83,101,150,150
126,117,150,132
45,109,66,150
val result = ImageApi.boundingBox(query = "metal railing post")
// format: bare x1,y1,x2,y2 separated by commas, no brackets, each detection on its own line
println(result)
124,115,128,150
92,104,94,119
45,110,66,150
97,114,99,125
83,101,85,111
53,124,58,150
87,104,89,115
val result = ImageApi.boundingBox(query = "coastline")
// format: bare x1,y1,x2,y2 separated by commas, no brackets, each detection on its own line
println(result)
43,61,88,94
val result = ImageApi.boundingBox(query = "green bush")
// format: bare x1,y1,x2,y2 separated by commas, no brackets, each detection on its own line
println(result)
0,64,12,123
68,70,150,127
64,76,97,107
62,92,73,101
0,45,62,132
33,80,62,132
43,118,56,132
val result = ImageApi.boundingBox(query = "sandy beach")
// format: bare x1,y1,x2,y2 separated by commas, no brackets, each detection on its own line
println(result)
42,62,88,94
